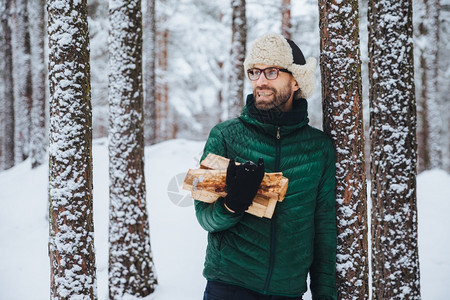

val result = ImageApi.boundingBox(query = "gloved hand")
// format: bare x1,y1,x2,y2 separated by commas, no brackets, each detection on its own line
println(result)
224,158,265,213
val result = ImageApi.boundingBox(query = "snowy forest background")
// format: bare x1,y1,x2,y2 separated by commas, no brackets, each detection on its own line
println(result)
84,0,449,165
1,0,450,299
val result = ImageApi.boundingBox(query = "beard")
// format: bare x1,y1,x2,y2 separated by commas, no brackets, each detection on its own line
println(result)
253,83,293,112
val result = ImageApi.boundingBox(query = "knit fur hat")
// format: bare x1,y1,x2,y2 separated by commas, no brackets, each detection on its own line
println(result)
244,33,317,99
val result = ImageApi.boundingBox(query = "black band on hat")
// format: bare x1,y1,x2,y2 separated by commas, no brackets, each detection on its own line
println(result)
285,38,306,65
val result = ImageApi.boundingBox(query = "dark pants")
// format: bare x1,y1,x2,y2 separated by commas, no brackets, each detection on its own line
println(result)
203,281,303,300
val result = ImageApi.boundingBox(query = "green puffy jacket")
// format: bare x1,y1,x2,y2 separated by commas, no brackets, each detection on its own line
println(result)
195,96,337,299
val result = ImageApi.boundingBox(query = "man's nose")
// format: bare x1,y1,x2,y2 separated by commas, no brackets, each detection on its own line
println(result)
256,73,269,85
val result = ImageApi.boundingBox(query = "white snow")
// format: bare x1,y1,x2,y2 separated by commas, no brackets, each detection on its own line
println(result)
0,138,449,299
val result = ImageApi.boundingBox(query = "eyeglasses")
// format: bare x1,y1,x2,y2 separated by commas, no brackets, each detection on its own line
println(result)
247,67,291,81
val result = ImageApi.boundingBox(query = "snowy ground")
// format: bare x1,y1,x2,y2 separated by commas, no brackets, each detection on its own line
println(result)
0,139,449,299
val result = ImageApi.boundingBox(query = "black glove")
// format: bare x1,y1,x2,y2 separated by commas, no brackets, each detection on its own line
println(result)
224,158,265,213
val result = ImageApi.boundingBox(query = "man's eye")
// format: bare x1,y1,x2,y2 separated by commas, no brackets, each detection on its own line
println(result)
267,69,277,76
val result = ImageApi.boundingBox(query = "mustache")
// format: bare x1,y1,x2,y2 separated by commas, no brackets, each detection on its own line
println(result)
254,86,277,94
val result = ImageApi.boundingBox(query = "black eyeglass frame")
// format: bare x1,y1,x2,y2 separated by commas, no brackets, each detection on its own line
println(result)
246,67,292,81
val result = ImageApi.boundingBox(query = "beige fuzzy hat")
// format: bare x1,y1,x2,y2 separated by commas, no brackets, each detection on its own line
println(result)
244,32,317,99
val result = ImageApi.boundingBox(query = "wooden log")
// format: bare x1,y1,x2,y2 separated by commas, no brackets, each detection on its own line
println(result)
200,153,231,170
247,200,267,218
200,153,288,200
264,198,278,218
183,153,289,219
182,168,288,202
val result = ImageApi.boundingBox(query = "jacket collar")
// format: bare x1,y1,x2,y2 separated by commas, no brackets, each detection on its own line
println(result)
240,94,309,127
238,94,309,139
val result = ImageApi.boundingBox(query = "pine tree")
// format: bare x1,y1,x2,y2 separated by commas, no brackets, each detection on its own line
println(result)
108,0,157,297
155,2,170,142
47,0,97,298
11,0,32,163
143,0,157,145
440,3,450,172
228,0,246,118
318,0,369,298
417,0,442,171
281,0,291,39
0,0,15,170
29,0,47,168
368,0,421,298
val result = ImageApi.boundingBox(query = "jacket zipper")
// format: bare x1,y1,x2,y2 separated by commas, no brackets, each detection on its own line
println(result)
275,127,281,170
264,126,281,293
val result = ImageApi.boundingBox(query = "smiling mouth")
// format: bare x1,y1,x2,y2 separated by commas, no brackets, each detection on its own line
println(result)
257,92,273,97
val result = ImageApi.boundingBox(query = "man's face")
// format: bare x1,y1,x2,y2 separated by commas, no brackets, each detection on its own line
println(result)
250,64,299,112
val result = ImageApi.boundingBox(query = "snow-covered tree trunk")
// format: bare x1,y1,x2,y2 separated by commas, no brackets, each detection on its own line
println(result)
368,0,421,298
143,0,157,145
108,0,157,297
0,0,15,170
417,0,442,171
318,1,369,299
228,0,246,118
441,3,450,173
47,0,97,298
281,0,291,39
11,0,32,163
29,0,47,168
0,27,3,168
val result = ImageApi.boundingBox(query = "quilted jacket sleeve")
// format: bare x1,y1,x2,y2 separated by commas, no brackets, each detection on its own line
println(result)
310,138,337,300
194,125,244,233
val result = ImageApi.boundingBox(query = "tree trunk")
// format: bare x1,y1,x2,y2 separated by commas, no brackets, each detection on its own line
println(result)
217,60,224,124
108,0,157,297
0,0,15,170
156,26,169,142
416,61,430,172
12,0,32,163
228,0,246,118
368,0,421,298
143,0,157,145
29,0,47,168
318,0,369,299
47,0,97,298
417,0,441,171
281,0,291,39
440,4,450,172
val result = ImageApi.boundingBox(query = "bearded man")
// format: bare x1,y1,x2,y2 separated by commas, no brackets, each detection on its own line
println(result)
195,33,337,300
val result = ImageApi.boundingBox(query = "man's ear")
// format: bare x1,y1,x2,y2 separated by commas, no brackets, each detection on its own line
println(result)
292,78,300,92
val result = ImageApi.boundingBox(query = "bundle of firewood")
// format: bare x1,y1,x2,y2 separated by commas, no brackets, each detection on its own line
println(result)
182,153,289,219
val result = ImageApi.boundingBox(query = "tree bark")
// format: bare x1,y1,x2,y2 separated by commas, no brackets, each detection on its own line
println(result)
318,0,369,298
228,0,246,118
47,0,97,298
108,0,157,297
29,0,47,168
368,0,421,298
1,0,15,170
